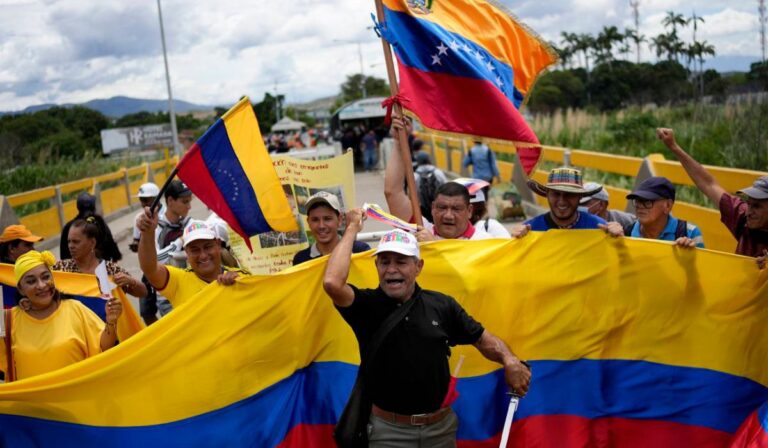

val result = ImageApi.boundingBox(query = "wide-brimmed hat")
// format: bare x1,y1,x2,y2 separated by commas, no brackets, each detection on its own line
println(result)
527,167,602,197
737,176,768,200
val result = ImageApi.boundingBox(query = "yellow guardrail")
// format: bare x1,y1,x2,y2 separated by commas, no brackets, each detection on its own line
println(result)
1,152,178,242
415,130,768,254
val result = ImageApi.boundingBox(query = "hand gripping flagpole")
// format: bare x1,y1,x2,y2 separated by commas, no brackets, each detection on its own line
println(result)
499,361,531,447
374,0,423,225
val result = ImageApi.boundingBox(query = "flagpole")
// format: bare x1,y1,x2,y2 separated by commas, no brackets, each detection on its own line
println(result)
148,166,179,215
374,0,423,225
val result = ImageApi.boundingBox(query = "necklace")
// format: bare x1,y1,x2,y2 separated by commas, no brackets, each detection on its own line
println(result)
556,212,580,229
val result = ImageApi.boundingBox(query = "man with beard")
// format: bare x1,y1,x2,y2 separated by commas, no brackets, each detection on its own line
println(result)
525,167,608,230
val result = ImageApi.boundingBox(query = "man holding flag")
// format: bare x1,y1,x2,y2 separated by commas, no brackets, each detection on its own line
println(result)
324,209,530,446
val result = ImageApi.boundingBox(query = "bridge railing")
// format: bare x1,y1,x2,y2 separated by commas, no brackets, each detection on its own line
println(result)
0,153,177,246
415,130,767,253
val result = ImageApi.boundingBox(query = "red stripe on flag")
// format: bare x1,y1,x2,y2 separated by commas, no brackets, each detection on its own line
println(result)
398,63,542,175
457,415,731,447
275,423,335,447
730,410,768,448
177,144,251,250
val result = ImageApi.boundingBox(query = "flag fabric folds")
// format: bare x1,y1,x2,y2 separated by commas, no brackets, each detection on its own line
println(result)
0,232,766,447
379,0,557,175
731,402,768,448
176,97,297,250
0,264,144,342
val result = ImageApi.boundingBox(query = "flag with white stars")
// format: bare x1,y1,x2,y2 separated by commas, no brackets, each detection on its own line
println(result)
379,0,558,174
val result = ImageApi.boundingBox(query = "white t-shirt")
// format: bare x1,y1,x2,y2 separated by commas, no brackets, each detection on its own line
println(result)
475,219,512,238
422,217,493,240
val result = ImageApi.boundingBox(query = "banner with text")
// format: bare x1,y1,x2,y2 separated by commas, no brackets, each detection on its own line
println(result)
229,152,356,274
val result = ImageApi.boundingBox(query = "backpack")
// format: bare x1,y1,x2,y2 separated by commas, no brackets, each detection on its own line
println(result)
623,219,688,239
418,168,441,222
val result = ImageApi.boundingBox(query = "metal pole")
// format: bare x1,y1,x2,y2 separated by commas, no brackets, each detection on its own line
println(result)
157,0,181,158
358,42,367,98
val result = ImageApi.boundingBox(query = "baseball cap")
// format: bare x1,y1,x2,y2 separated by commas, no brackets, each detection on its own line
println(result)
627,177,676,201
373,230,420,258
136,182,160,198
0,225,43,243
579,182,610,204
182,220,217,248
165,180,192,199
470,190,486,204
305,191,342,214
737,176,768,200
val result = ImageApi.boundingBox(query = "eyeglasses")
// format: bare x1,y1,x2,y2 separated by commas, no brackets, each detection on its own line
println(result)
633,199,657,209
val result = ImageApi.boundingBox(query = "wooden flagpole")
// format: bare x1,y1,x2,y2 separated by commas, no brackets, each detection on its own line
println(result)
374,0,423,225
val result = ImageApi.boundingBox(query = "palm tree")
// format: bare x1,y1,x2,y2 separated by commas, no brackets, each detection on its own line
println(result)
625,28,646,63
650,34,670,60
576,33,596,73
690,40,716,96
686,12,706,73
662,11,687,37
560,32,580,68
595,26,624,65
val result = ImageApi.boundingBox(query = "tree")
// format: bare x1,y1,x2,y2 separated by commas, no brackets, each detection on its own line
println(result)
661,11,688,62
334,74,389,110
625,28,646,64
595,26,624,66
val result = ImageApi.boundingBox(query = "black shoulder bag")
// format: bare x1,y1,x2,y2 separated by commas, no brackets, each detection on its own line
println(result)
334,297,417,448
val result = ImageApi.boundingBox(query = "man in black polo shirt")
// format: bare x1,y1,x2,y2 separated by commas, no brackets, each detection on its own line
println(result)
324,209,531,446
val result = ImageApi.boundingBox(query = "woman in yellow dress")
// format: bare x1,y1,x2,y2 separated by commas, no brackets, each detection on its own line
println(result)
1,251,122,382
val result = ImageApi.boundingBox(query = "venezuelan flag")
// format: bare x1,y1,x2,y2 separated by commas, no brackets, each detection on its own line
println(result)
0,233,766,447
380,0,557,174
0,264,144,342
177,97,297,250
731,402,768,447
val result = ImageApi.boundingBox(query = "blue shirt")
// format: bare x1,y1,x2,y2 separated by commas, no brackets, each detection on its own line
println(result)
526,212,607,231
628,215,705,248
462,144,499,182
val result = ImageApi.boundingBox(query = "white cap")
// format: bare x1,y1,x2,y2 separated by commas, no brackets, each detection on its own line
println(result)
136,182,160,198
373,230,420,258
182,220,218,248
579,182,609,204
470,190,486,204
305,191,342,213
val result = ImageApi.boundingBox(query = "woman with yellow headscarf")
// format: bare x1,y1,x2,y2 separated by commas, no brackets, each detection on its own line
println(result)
1,250,122,382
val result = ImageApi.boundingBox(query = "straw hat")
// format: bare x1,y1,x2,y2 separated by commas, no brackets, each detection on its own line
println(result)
527,167,603,197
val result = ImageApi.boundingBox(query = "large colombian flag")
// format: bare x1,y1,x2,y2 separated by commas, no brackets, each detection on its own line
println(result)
380,0,557,174
177,97,297,250
0,232,766,447
0,264,144,342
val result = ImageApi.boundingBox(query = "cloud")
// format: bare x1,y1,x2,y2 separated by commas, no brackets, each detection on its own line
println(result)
0,0,763,112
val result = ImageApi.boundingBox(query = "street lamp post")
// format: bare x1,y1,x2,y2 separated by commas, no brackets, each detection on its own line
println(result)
333,39,367,99
156,0,181,158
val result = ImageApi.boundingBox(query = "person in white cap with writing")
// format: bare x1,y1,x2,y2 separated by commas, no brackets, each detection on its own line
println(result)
323,209,530,446
137,216,245,308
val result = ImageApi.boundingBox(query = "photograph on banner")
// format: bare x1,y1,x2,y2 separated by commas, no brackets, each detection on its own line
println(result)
229,151,356,274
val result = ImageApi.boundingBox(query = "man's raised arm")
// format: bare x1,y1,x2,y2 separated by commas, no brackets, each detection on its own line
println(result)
137,207,169,290
657,128,727,204
323,208,365,307
384,118,415,221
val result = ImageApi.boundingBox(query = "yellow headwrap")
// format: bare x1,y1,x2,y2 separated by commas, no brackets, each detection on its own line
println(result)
14,250,56,284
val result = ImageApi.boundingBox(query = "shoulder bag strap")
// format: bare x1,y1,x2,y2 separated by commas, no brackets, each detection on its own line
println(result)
359,296,417,380
4,309,15,382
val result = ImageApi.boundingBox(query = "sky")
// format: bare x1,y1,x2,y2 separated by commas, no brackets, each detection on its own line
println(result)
0,0,764,112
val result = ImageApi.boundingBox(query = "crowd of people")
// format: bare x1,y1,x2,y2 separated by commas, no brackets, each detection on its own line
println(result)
0,116,765,446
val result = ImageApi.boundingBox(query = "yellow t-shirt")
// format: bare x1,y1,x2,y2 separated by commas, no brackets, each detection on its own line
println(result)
159,266,246,308
1,299,104,381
